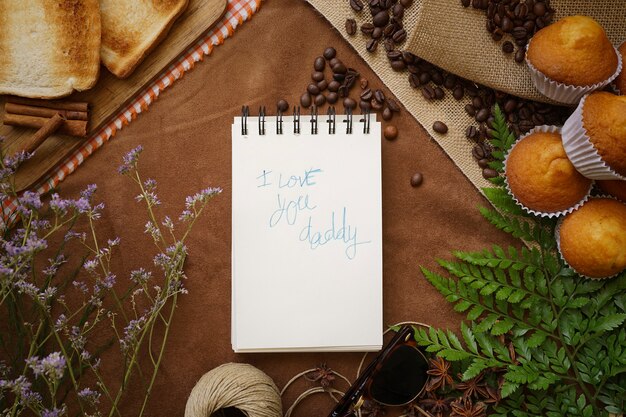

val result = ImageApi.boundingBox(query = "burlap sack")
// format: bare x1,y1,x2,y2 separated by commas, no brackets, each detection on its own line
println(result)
307,0,626,194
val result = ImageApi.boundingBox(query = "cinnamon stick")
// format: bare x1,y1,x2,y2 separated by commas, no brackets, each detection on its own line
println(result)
3,113,87,137
20,113,65,154
5,102,88,121
6,96,89,113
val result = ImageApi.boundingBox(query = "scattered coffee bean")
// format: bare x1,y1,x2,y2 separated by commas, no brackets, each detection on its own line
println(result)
314,94,326,106
466,125,478,139
400,0,413,6
465,104,476,116
361,22,375,35
421,85,435,100
453,86,464,100
328,80,340,92
300,93,312,108
345,18,357,35
366,38,379,52
475,108,490,123
312,71,324,82
382,107,393,121
372,27,383,39
373,10,390,27
343,97,357,109
317,80,328,91
391,59,406,71
360,88,373,101
432,121,448,134
410,172,423,187
374,89,385,103
514,48,525,63
502,41,514,53
349,0,364,12
384,125,398,140
329,57,340,67
371,98,384,110
477,158,490,168
332,62,347,74
386,98,400,112
327,92,338,104
307,83,320,95
482,168,499,179
314,56,325,71
277,99,289,113
360,100,371,111
434,86,445,99
323,47,336,60
392,29,407,43
360,78,369,89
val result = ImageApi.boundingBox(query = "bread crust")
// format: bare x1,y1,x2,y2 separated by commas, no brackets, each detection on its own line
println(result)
100,0,189,79
527,15,618,87
0,0,101,99
559,198,626,278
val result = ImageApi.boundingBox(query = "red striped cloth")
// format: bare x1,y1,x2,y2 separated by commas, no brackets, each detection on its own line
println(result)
3,0,261,218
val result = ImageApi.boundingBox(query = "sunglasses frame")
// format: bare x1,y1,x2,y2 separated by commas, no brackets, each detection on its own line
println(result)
328,325,431,417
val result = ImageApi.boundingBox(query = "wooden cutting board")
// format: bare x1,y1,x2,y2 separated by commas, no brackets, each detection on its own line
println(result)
1,0,227,192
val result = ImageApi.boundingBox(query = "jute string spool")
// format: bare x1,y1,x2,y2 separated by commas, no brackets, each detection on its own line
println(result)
185,363,282,417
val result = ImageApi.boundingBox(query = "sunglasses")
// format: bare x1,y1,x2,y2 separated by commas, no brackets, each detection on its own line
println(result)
328,325,430,417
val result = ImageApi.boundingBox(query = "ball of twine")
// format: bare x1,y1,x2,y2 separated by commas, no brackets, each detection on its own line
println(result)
185,363,282,417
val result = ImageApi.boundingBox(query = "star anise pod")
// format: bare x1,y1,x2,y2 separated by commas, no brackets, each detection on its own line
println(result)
455,372,489,400
418,392,454,417
426,356,454,392
482,385,501,406
359,399,385,417
450,397,487,417
304,363,336,388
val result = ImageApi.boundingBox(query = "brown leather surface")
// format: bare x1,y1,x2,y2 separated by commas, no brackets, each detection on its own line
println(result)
54,1,519,415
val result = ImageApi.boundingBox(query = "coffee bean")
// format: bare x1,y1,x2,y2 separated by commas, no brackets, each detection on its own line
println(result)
387,50,403,60
300,93,312,108
421,85,435,100
373,11,390,27
504,98,517,113
482,168,499,179
465,103,476,116
466,125,478,139
317,80,328,91
402,51,416,64
400,0,412,6
328,80,340,92
374,89,385,103
392,29,407,43
314,94,326,106
472,144,485,160
434,87,445,99
360,88,373,101
515,48,525,63
277,99,289,113
410,172,423,187
350,0,364,12
453,86,464,100
371,98,384,110
333,72,346,82
337,85,348,98
409,73,419,88
501,16,513,32
307,83,320,95
512,26,528,40
345,18,357,35
384,125,398,140
327,92,338,104
366,38,379,52
432,121,448,134
523,19,535,33
461,0,471,6
329,57,340,67
475,108,490,123
361,23,375,35
502,41,514,53
314,56,325,72
360,78,369,89
323,47,336,60
491,28,504,41
477,158,490,168
533,2,546,16
382,107,393,121
384,38,395,51
343,97,356,109
312,71,325,82
391,59,406,71
360,100,371,111
383,24,395,38
472,97,483,109
419,72,431,84
392,3,404,18
332,62,347,74
386,98,400,112
443,74,456,89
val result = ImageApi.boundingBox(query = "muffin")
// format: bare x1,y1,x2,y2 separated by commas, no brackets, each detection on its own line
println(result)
614,42,626,94
557,198,626,279
505,127,592,216
562,92,626,180
597,180,626,202
526,16,621,104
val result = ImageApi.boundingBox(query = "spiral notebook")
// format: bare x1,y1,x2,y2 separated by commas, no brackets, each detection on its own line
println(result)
231,107,382,353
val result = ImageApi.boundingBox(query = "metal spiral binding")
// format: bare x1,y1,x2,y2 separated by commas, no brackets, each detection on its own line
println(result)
276,105,283,135
310,106,318,135
258,106,266,135
344,107,353,134
241,105,249,135
293,106,301,134
239,106,370,135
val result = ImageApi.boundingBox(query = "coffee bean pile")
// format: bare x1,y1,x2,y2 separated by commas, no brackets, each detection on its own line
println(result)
462,0,555,63
298,47,403,129
346,0,413,53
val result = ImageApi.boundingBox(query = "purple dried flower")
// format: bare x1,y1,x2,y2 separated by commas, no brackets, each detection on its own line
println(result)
120,316,147,353
27,352,66,381
118,145,143,174
78,387,101,406
0,375,42,406
130,268,151,285
102,273,116,289
42,406,67,417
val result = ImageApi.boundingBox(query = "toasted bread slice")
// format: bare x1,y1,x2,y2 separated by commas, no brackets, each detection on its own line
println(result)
0,0,101,99
100,0,189,79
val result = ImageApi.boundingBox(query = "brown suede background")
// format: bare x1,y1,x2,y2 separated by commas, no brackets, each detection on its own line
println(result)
51,1,519,415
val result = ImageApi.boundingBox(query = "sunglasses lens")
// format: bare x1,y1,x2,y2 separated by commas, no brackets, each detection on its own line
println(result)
368,344,429,406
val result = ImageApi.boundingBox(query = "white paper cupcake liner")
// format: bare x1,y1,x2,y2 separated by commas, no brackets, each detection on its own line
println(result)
611,41,625,95
561,95,626,181
525,41,623,105
503,125,593,218
555,195,624,280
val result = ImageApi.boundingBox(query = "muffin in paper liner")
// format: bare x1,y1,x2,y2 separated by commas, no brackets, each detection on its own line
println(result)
503,125,593,218
612,41,625,95
555,196,626,280
561,94,626,181
525,41,623,105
